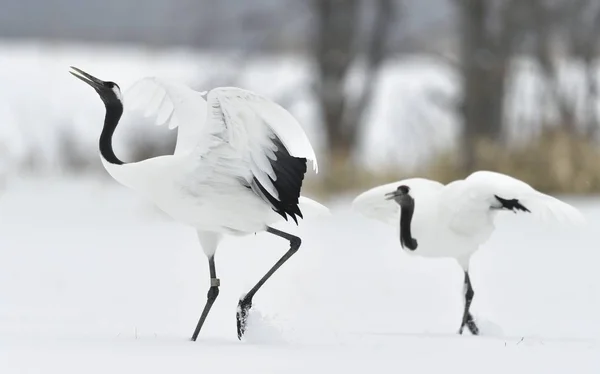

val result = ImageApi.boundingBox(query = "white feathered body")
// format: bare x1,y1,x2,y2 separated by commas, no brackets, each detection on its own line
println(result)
101,79,325,246
104,154,276,235
353,172,585,270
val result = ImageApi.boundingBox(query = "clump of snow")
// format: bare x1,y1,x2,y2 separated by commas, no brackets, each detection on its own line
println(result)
241,309,287,345
473,317,506,337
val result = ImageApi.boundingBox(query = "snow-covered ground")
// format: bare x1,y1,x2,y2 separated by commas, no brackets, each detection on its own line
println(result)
0,177,598,373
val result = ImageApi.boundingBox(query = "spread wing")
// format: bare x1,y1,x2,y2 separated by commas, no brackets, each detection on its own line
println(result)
352,178,445,227
195,87,318,223
447,171,586,233
125,80,319,223
124,77,208,155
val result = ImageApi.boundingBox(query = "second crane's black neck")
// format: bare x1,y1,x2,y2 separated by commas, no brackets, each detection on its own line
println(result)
399,198,418,251
99,102,125,165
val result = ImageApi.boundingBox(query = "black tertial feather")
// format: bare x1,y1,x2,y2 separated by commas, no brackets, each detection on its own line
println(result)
494,195,531,213
252,136,307,224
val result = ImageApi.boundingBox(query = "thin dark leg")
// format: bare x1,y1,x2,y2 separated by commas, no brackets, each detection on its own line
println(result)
458,271,479,335
191,255,220,341
236,226,301,340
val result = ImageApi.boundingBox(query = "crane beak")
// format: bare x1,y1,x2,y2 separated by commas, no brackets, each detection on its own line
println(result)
385,190,400,200
69,66,106,89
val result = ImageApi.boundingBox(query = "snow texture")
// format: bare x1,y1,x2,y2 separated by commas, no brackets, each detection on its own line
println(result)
0,177,598,373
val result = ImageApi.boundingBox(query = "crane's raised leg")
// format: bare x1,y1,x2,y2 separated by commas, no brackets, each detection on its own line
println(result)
459,271,479,335
236,226,301,339
191,255,220,341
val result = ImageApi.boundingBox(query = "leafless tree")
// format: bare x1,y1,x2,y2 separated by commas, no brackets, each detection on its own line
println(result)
311,0,397,188
455,0,534,172
532,0,600,136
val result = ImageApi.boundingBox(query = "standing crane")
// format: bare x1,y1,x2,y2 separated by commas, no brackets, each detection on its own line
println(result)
69,67,328,341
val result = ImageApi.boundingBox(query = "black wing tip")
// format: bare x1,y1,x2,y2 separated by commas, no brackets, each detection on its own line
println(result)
247,133,309,224
252,156,308,225
494,195,531,213
253,176,306,223
260,135,308,224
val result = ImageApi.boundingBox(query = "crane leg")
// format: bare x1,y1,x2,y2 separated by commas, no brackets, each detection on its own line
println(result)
459,271,479,335
236,226,301,340
191,255,220,341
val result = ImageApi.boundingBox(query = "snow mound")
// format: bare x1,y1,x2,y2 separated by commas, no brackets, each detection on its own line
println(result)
241,309,287,345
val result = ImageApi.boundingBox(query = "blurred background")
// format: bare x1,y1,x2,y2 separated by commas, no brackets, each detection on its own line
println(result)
0,0,599,196
0,2,599,361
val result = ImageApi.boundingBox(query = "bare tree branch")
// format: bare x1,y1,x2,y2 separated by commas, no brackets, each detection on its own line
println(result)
344,0,397,147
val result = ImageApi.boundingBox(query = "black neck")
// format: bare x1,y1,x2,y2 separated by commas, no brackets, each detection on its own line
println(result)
399,199,418,251
99,102,124,165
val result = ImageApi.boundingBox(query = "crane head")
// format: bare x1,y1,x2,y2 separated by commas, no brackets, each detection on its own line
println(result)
69,66,122,107
384,185,411,203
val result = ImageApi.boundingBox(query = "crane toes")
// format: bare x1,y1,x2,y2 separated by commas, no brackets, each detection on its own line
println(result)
468,320,480,335
236,297,253,340
458,317,480,335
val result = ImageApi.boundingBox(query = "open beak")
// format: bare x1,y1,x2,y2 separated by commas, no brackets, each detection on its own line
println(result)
69,66,105,89
385,190,400,200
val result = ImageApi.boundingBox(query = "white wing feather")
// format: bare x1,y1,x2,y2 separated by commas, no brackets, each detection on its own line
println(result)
453,171,586,227
191,87,318,208
353,172,585,232
125,80,318,177
125,79,317,216
203,87,317,171
352,179,445,227
124,77,208,155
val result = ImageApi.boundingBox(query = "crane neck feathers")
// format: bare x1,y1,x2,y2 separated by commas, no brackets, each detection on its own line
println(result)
399,197,418,250
99,101,125,165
